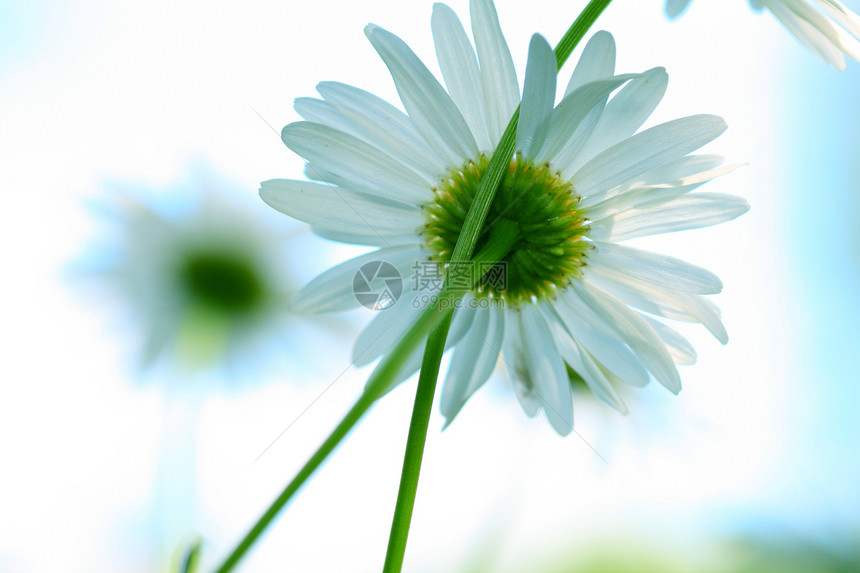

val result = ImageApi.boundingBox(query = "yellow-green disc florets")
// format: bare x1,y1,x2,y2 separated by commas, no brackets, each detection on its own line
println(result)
422,153,591,306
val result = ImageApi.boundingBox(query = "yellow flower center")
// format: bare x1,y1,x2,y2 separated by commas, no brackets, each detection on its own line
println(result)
422,154,591,306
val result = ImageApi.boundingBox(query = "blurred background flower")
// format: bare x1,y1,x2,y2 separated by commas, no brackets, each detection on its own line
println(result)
79,168,326,378
71,167,353,567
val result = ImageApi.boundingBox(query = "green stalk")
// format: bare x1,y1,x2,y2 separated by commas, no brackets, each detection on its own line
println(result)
213,307,443,573
382,313,453,573
382,222,521,573
213,391,375,573
213,2,613,570
553,0,614,69
212,232,515,573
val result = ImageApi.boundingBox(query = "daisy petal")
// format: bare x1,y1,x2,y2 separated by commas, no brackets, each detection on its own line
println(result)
815,0,860,38
291,245,426,314
502,312,541,417
470,0,520,144
574,343,630,415
517,34,558,159
580,156,732,221
778,0,860,62
574,67,669,169
281,122,432,203
352,292,425,367
572,115,727,202
431,3,492,151
519,305,574,435
293,97,360,137
665,0,693,18
365,24,478,165
316,82,446,180
569,282,682,394
550,297,650,388
377,298,477,394
586,266,729,344
302,163,413,208
441,304,504,425
767,0,847,68
637,154,727,184
549,321,629,415
589,192,750,241
583,162,743,223
590,241,723,294
643,316,697,365
310,225,417,247
565,30,616,94
535,75,638,167
259,178,422,239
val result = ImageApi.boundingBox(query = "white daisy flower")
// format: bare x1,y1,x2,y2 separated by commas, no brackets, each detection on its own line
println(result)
666,0,860,70
261,0,749,435
85,171,302,375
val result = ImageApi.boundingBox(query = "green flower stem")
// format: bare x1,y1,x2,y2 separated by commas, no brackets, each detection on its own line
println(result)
382,312,453,573
553,0,614,70
214,315,443,573
213,2,613,570
382,221,520,573
212,226,520,573
213,390,377,573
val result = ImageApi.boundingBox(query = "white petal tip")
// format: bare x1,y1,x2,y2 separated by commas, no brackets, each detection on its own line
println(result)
529,32,551,48
364,23,381,39
664,0,690,19
352,352,373,367
258,181,277,203
657,373,682,395
651,68,669,87
592,30,614,42
552,420,574,437
599,393,630,416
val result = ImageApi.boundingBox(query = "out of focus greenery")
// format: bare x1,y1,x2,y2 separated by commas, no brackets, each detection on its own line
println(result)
454,530,860,573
